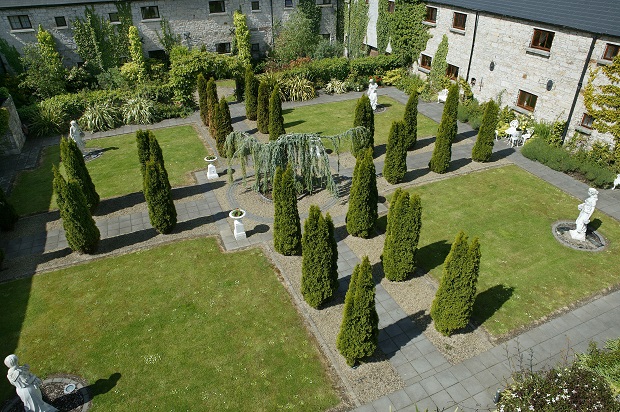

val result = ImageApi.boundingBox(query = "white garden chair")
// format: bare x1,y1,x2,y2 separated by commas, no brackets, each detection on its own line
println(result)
437,89,449,103
521,128,534,145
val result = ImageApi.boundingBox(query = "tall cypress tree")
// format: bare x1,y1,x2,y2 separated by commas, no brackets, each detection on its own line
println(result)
244,65,259,121
325,212,339,290
428,83,459,174
404,91,418,149
353,94,375,155
346,148,378,238
216,97,233,156
383,120,407,184
144,159,177,234
337,256,378,366
269,85,285,141
206,77,218,133
257,81,271,134
60,137,99,213
197,73,209,126
136,129,151,175
472,100,499,162
273,164,302,255
0,187,19,231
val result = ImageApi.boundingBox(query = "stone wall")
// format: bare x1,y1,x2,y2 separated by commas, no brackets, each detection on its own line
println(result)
0,95,25,156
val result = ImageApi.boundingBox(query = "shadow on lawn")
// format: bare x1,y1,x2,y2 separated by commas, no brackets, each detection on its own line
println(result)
416,239,452,272
284,120,305,129
472,284,515,327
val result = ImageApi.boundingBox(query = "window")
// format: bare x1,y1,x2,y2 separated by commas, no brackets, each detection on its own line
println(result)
285,0,293,7
55,16,67,28
209,1,226,13
251,0,260,10
452,12,466,30
517,90,538,111
109,12,120,22
425,6,437,23
446,64,459,80
387,1,395,13
318,0,331,4
581,113,594,129
216,42,231,54
141,6,160,20
8,15,32,30
148,50,167,60
321,33,330,40
420,54,432,70
530,29,554,51
603,44,619,61
251,43,260,52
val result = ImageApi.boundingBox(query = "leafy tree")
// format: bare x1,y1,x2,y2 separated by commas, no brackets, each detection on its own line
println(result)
383,120,407,184
353,94,374,155
430,231,481,336
273,11,320,63
257,81,271,134
403,91,418,149
472,100,499,162
216,97,233,156
273,165,302,255
60,137,100,213
233,11,251,64
429,34,449,92
346,148,378,238
206,77,218,132
20,26,66,99
144,159,177,234
337,256,378,366
0,187,19,231
382,190,422,281
269,85,286,141
197,73,209,126
52,165,100,254
301,205,339,308
244,66,259,120
428,82,459,174
127,25,146,82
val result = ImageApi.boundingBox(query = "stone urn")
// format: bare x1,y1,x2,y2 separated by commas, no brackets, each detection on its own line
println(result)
229,208,246,240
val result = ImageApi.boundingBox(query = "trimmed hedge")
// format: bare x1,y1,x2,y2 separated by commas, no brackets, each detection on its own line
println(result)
197,73,208,126
383,120,407,184
428,83,458,174
353,94,374,155
268,85,285,141
60,136,100,213
273,165,302,255
471,100,499,163
403,91,418,149
244,65,258,121
257,81,271,134
216,97,233,156
346,148,378,238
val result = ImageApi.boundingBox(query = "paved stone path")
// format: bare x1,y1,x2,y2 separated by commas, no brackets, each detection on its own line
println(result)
2,87,620,411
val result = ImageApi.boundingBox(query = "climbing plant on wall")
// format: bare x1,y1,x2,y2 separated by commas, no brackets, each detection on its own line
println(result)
389,0,430,64
345,0,369,58
429,34,449,92
299,0,322,35
376,0,391,55
336,0,345,42
233,11,251,64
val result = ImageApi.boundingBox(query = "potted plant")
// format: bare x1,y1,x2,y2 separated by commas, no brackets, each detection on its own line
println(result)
204,154,218,162
229,208,246,219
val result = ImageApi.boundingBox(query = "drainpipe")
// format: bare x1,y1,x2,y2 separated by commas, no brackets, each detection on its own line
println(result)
269,0,275,49
562,34,599,144
465,11,479,81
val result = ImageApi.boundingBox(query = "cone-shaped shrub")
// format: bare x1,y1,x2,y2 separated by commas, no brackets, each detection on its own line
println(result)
269,85,285,141
144,159,177,234
257,81,271,134
244,65,259,121
273,164,302,255
346,148,378,238
404,91,418,149
301,205,339,308
146,132,170,187
0,187,19,231
430,231,482,336
326,212,338,285
136,129,151,175
197,73,209,126
60,136,99,213
52,166,100,254
382,190,422,281
428,83,459,174
216,97,233,156
337,256,378,366
383,120,407,184
206,77,218,133
472,100,499,162
353,94,374,155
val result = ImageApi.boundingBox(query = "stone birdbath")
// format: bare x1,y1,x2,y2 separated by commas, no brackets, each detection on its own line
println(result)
229,208,246,240
204,155,218,180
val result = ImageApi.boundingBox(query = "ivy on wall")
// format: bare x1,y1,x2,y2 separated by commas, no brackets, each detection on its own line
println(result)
336,0,345,42
375,0,390,54
345,0,369,59
233,11,251,64
428,34,448,91
388,0,429,64
299,0,322,35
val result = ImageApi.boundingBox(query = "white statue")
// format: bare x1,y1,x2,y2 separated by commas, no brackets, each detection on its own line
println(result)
570,188,598,241
367,79,378,111
4,355,58,412
69,120,86,154
612,174,620,190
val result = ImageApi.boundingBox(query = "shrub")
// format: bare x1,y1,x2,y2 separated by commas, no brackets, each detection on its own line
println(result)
257,81,271,134
472,100,499,162
144,159,177,234
0,107,9,136
349,55,402,78
60,137,100,213
395,73,426,96
281,76,315,101
136,129,151,176
0,187,19,231
430,231,481,336
244,65,259,120
197,73,209,126
346,148,378,238
353,94,374,155
429,83,458,174
122,96,155,125
79,101,119,132
428,35,449,92
457,103,469,123
206,77,219,135
301,205,338,308
325,79,350,94
575,338,620,394
312,40,344,60
273,165,302,255
383,120,407,184
216,97,233,156
403,91,418,149
336,256,378,366
269,85,286,141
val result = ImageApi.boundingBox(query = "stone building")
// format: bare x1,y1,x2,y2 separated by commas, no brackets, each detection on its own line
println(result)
365,0,620,144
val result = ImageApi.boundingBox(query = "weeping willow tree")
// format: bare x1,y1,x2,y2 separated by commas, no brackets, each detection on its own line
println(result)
224,127,370,197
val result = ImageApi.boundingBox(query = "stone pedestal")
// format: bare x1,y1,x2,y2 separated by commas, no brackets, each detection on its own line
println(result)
569,229,586,242
207,164,218,180
233,219,246,240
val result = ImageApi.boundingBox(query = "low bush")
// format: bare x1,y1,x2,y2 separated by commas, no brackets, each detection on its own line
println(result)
324,79,350,94
122,96,155,125
575,338,620,394
79,101,119,132
281,76,315,101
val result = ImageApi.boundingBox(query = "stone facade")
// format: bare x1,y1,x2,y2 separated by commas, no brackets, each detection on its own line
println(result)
0,95,25,156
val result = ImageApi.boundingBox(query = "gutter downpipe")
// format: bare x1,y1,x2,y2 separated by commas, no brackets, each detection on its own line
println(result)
562,34,599,144
269,0,275,50
465,11,479,81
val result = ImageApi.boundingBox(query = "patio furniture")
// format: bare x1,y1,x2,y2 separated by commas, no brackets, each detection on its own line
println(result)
521,128,534,145
437,89,449,103
510,130,523,147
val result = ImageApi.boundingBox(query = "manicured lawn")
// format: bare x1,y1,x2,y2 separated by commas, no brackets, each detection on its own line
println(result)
401,165,620,336
0,238,340,411
283,95,437,149
9,125,208,215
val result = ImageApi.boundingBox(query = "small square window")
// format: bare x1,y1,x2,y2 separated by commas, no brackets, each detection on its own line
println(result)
387,1,395,13
285,0,293,7
148,50,167,60
141,6,160,20
8,15,32,30
251,1,261,10
251,43,260,52
321,33,330,40
603,44,619,61
55,16,67,27
425,6,437,23
216,42,231,54
581,113,594,129
446,64,459,80
209,1,226,13
517,90,538,111
453,12,466,30
109,12,120,22
319,0,332,4
420,54,432,70
530,29,554,51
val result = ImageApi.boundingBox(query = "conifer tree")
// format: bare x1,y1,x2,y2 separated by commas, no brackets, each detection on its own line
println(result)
301,205,339,308
257,81,271,134
346,148,378,238
325,212,338,287
337,256,379,366
206,77,218,131
404,91,418,149
147,132,170,186
428,83,459,174
136,129,151,175
197,73,209,126
144,159,177,234
216,97,233,156
472,100,499,162
244,65,259,121
269,85,286,141
383,120,407,184
273,164,302,255
353,94,375,155
430,231,482,336
60,137,99,213
0,187,19,231
52,165,100,254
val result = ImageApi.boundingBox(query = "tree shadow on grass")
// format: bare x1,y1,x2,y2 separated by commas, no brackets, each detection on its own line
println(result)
49,372,122,409
416,239,452,272
471,284,515,328
284,120,305,129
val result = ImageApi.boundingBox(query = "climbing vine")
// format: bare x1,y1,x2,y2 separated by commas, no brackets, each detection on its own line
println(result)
233,11,251,64
156,18,181,56
376,0,391,55
389,0,429,64
345,0,369,58
336,0,345,42
299,0,322,35
429,34,448,92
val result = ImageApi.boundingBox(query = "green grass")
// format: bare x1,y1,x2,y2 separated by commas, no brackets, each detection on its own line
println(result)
0,238,340,411
397,165,620,336
9,125,208,215
282,95,437,149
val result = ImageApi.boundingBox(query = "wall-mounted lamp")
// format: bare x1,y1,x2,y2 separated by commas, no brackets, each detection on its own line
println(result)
546,79,554,91
489,61,495,71
470,78,476,86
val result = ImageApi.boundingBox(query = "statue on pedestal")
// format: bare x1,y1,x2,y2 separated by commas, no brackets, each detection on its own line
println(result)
4,354,57,412
569,188,598,241
69,120,86,154
367,79,378,111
